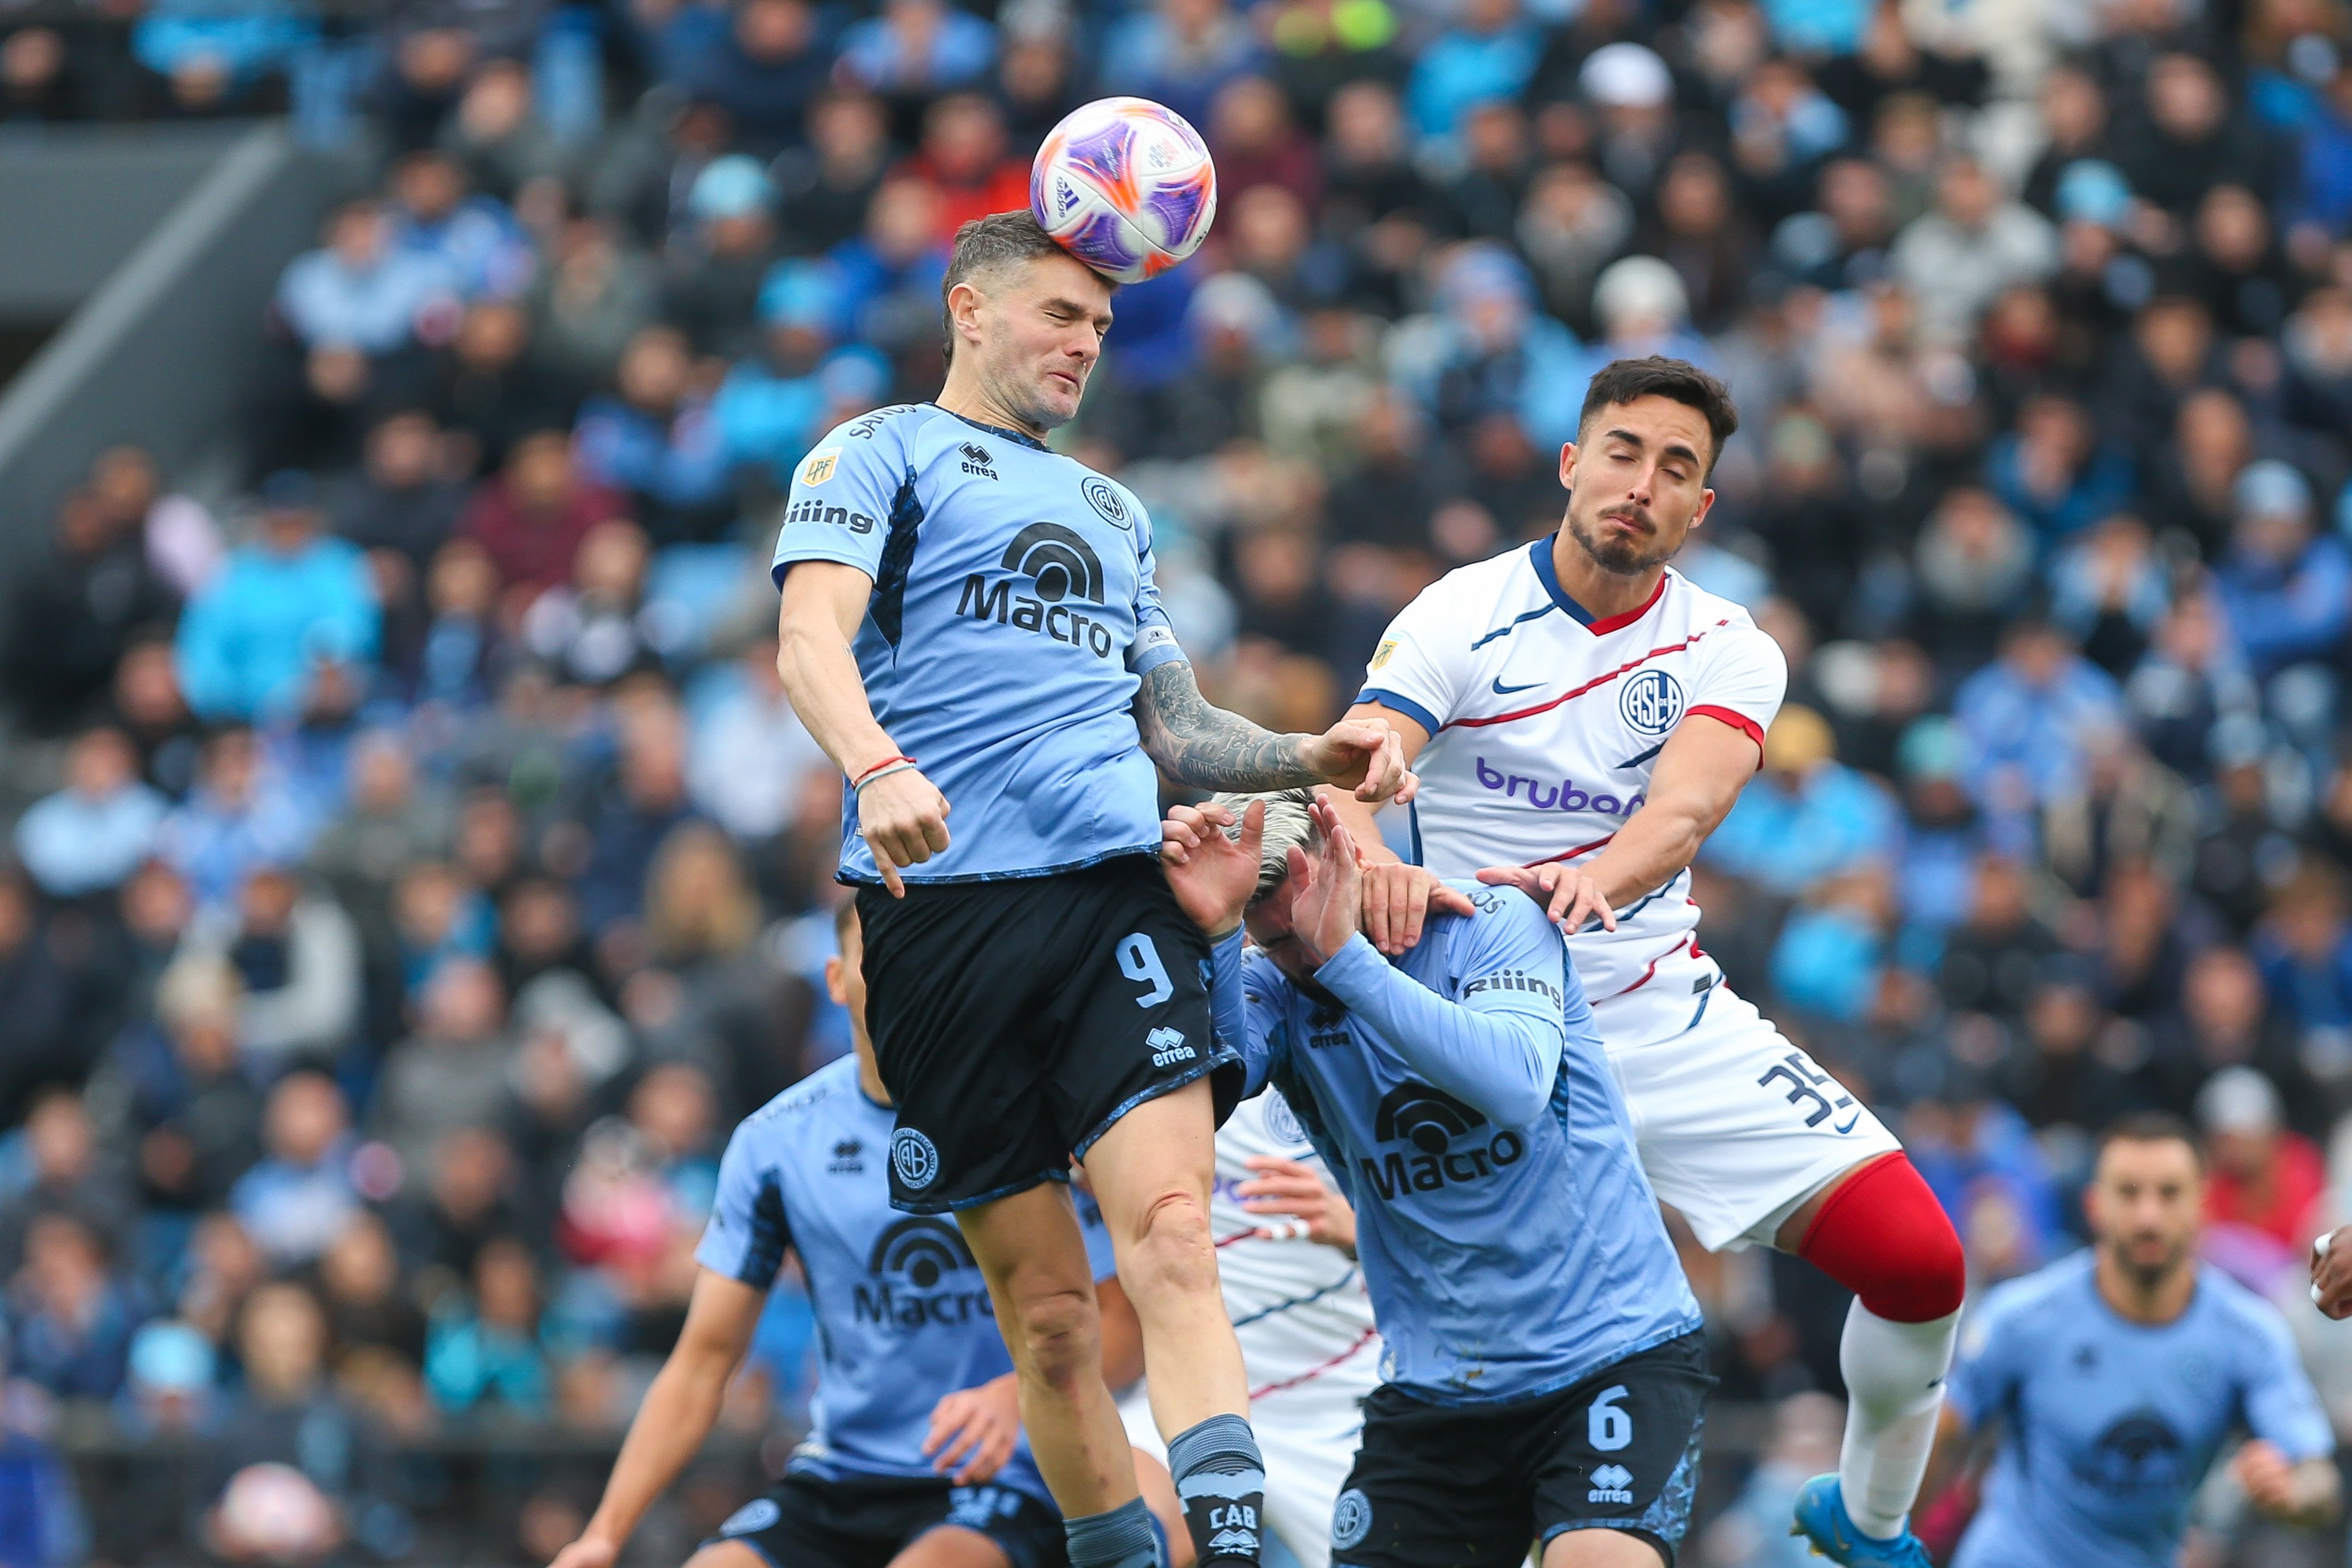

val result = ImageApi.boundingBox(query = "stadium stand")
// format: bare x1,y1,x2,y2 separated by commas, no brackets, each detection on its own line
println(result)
0,0,2349,1560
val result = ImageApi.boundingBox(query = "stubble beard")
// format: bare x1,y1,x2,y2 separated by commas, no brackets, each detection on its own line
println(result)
1565,505,1677,577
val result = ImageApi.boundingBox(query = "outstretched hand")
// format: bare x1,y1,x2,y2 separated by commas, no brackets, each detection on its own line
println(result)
1287,796,1364,967
1160,799,1264,938
1305,718,1417,805
923,1373,1020,1484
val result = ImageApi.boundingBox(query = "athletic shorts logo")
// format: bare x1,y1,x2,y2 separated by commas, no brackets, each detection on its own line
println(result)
1587,1463,1635,1504
1331,1489,1371,1550
721,1499,781,1535
1081,476,1131,529
1263,1091,1309,1147
1618,668,1684,736
1147,1025,1196,1067
797,446,841,486
891,1127,940,1189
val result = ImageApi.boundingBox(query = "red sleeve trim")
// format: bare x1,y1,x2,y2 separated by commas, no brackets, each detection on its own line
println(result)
1688,704,1766,768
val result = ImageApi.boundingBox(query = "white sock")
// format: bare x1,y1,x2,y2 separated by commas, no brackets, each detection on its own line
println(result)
1837,1301,1960,1540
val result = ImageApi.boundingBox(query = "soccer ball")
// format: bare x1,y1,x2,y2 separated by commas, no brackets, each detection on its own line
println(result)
1030,97,1219,285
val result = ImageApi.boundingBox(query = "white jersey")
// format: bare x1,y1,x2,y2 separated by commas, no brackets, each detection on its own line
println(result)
1206,1092,1380,1386
1360,539,1785,1038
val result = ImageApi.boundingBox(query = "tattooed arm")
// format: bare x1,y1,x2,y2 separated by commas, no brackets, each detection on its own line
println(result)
1132,659,1415,801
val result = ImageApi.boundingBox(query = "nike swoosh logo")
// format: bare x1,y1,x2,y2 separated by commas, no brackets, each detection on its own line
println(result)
1833,1110,1861,1134
1492,677,1542,695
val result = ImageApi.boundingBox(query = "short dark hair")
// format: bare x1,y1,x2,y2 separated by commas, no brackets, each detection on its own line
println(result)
939,211,1101,366
1576,356,1740,476
832,894,861,949
2096,1110,2205,1171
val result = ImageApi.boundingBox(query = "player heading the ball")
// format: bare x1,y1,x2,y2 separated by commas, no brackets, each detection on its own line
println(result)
769,203,1413,1568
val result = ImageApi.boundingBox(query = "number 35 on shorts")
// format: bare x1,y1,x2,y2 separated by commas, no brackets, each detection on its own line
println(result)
1756,1049,1860,1134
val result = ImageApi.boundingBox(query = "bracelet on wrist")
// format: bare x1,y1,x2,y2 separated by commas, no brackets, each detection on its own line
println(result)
850,754,915,788
853,759,918,792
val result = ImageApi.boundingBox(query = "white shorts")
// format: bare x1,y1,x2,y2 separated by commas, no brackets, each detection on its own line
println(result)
1120,1333,1377,1568
1598,982,1902,1252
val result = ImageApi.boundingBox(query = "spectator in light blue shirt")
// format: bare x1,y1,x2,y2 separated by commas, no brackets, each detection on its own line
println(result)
174,473,380,724
1953,617,2126,820
2212,460,2349,679
133,0,313,97
714,260,845,484
274,202,459,355
14,728,167,899
1096,0,1259,128
572,325,733,541
155,729,317,913
1405,0,1539,141
387,151,536,303
1707,704,1902,899
837,0,996,99
228,1072,358,1269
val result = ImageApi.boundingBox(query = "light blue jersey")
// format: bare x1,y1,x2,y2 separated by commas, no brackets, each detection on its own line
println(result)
696,1056,1117,1495
1213,883,1701,1406
1949,1251,2332,1568
770,403,1188,885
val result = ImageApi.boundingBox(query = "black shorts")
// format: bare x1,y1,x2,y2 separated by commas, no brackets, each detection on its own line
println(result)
1327,1331,1712,1568
706,1469,1068,1568
857,855,1234,1214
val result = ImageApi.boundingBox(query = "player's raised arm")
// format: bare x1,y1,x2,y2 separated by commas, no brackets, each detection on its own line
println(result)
549,1267,765,1568
1478,711,1761,935
1319,702,1479,954
776,561,950,897
1132,660,1413,803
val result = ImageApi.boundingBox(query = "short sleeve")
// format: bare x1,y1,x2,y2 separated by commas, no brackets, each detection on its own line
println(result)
1127,497,1186,676
2240,1304,2335,1461
1943,1288,2024,1430
769,411,912,588
695,1122,791,1289
1457,889,1573,1038
1683,619,1787,758
1357,583,1475,738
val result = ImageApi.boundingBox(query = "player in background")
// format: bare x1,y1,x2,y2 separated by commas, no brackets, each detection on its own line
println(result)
1321,357,1967,1567
1119,1092,1380,1568
1161,792,1711,1567
771,210,1413,1568
548,902,1155,1568
1933,1113,2338,1567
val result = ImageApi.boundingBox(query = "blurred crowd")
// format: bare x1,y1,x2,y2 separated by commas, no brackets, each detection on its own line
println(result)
6,0,2352,1559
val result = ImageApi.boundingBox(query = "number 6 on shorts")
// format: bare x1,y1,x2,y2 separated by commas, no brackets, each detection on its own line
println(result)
1588,1385,1633,1451
1117,933,1173,1008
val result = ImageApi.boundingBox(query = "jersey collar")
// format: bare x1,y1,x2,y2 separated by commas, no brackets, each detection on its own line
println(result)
933,404,1050,452
1528,532,1669,635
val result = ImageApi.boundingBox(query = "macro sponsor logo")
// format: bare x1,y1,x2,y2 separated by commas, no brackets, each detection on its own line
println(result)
954,522,1119,659
856,1216,995,1328
1474,757,1645,816
1356,1083,1524,1200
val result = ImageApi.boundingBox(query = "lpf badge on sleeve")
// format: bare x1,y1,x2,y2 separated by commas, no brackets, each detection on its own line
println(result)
1371,638,1396,670
798,446,842,486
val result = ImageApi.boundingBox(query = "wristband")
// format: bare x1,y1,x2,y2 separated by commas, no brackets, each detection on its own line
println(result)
851,754,915,788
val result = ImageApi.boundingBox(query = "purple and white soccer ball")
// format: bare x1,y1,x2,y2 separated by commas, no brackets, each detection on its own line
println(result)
1029,96,1219,285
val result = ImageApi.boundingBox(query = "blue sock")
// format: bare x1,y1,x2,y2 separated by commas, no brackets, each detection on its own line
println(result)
1168,1413,1264,1566
1065,1497,1165,1568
